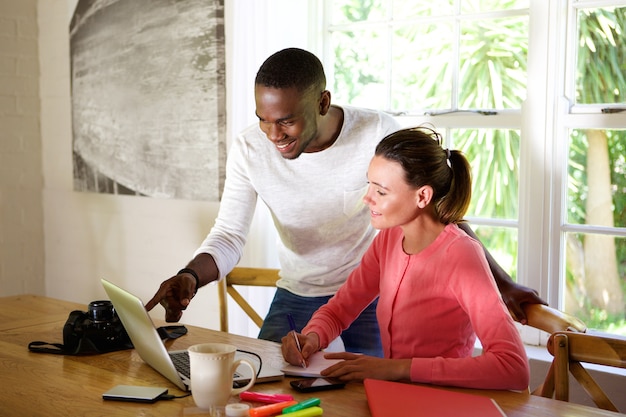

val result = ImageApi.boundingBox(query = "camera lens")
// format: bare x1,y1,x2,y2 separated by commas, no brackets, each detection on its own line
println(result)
88,300,115,323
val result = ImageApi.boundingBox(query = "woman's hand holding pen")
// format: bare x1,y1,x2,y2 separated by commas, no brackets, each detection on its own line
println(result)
281,331,320,367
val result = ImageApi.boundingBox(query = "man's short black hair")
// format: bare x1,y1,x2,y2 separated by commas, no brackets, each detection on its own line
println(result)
255,48,326,93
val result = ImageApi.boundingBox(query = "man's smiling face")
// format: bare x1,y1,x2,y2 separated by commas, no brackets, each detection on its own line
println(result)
255,85,323,160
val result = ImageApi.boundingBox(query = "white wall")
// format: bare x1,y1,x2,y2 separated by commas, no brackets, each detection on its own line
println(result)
0,0,45,296
36,0,313,331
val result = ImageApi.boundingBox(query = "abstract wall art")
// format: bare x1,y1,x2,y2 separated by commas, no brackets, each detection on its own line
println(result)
70,0,226,201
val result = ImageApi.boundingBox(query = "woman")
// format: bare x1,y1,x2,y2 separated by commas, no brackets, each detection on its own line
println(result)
281,127,529,390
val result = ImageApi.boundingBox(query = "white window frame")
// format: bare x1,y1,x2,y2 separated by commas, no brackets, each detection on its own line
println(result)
320,0,626,344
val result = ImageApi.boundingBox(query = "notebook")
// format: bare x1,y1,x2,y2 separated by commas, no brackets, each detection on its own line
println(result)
280,350,343,377
101,279,284,391
364,379,507,417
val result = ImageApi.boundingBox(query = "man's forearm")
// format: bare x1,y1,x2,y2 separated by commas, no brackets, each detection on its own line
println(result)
185,253,220,288
457,222,514,286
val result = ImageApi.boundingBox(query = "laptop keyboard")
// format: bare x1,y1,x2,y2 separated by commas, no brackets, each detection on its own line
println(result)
170,351,191,379
169,351,243,381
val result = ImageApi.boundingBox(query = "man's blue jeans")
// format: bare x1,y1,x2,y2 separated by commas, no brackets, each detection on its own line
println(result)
258,288,383,357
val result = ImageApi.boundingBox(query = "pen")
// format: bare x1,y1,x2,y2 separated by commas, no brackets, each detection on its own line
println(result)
287,313,307,368
239,391,294,404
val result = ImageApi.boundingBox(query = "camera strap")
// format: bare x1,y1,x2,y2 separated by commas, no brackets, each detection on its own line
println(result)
27,341,78,355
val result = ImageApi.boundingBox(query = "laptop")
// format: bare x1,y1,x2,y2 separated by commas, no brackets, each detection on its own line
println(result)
364,379,506,417
101,278,284,391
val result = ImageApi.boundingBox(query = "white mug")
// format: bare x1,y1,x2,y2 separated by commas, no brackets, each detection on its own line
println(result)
188,343,256,409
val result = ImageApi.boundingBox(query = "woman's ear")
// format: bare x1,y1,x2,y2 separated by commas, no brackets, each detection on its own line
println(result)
415,185,434,208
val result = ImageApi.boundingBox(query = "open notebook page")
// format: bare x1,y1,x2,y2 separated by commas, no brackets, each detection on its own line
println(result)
280,351,343,377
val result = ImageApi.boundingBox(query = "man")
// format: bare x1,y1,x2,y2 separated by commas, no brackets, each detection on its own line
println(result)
146,48,544,356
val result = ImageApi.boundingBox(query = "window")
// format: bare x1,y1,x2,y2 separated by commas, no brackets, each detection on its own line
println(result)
560,2,626,333
323,0,626,336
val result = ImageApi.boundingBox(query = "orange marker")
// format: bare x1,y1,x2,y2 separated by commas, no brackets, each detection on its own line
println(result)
249,400,298,417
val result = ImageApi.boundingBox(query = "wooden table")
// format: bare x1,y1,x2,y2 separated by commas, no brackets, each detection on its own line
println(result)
1,295,624,417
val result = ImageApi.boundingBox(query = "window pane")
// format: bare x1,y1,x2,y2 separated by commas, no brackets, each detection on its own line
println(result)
452,129,520,220
474,225,518,281
329,0,387,25
392,23,453,110
330,29,387,108
567,129,626,228
393,0,454,17
461,0,528,14
576,6,626,105
564,232,626,335
459,15,528,108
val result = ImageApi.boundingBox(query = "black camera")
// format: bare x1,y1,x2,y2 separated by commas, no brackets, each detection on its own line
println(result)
62,300,133,354
29,299,184,356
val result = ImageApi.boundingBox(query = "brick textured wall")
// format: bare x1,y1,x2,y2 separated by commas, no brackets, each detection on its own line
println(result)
0,0,45,295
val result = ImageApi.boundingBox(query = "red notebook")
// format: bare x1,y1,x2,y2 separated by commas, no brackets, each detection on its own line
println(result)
364,379,506,417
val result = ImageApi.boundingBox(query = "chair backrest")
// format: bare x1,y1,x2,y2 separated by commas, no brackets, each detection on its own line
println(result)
520,303,587,397
522,303,587,334
541,331,626,412
218,267,279,332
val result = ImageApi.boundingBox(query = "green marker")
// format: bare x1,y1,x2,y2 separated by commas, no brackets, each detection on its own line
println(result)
282,398,321,414
281,406,323,417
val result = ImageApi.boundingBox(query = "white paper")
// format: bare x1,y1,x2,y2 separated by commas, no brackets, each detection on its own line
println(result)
280,351,343,377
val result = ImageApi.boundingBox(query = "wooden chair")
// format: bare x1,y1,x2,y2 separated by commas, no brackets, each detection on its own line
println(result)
537,330,626,412
217,267,280,332
522,303,587,334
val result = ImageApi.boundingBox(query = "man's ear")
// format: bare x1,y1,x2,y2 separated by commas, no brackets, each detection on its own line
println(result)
415,185,434,208
319,90,331,115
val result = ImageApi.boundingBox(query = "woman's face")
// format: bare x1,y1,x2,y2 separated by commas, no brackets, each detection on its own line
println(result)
363,155,421,230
